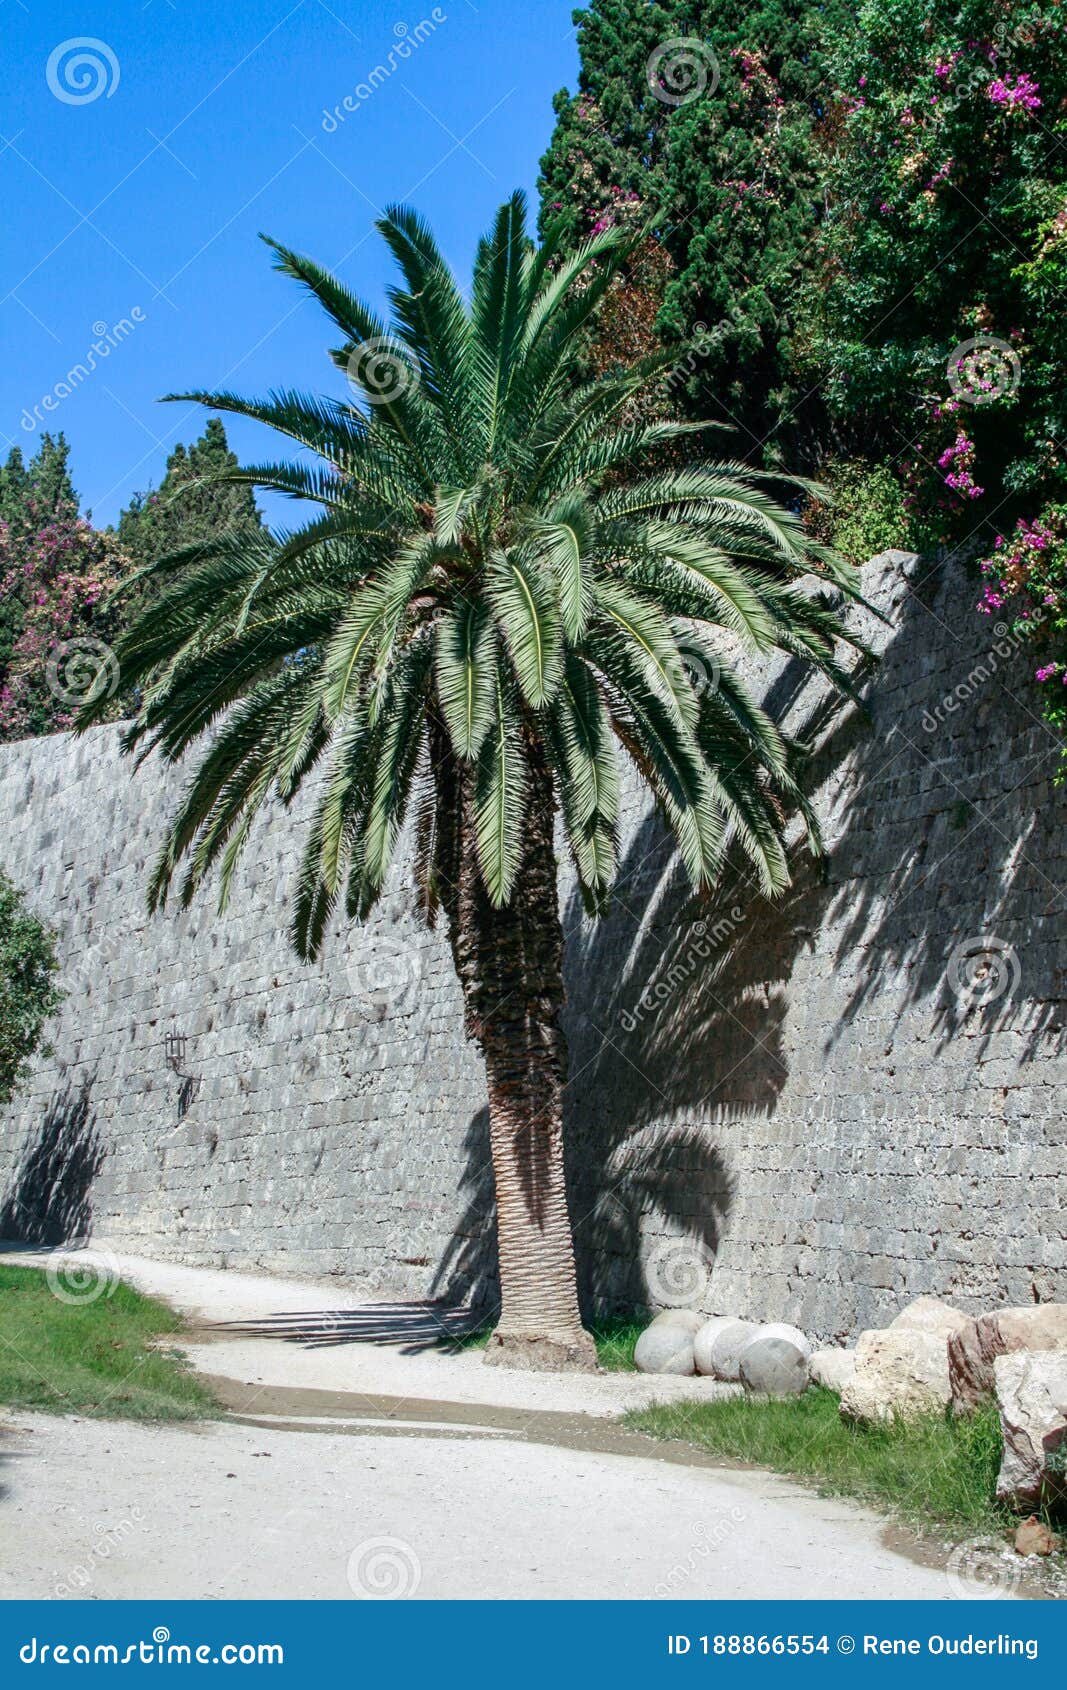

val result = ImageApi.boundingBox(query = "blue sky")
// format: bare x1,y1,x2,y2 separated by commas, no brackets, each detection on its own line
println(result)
0,0,579,526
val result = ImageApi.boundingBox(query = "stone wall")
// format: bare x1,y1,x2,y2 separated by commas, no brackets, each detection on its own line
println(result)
1,550,1065,1340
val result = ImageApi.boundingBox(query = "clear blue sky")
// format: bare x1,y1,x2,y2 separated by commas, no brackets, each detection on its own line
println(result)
1,0,579,527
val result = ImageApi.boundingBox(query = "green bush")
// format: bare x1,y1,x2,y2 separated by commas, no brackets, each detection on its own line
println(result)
0,870,63,1107
808,459,913,565
809,0,1067,543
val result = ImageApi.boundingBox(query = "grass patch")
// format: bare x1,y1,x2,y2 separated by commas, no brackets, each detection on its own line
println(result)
448,1316,645,1371
589,1318,645,1372
0,1265,219,1421
627,1387,1016,1535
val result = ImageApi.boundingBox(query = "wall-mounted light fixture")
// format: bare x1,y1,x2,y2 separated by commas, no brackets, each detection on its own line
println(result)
162,1029,201,1119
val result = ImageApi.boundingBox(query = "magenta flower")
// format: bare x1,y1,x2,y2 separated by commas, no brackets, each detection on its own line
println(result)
988,74,1041,112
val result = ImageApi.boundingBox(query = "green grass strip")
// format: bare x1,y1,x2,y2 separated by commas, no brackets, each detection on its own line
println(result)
0,1264,218,1422
626,1386,1015,1534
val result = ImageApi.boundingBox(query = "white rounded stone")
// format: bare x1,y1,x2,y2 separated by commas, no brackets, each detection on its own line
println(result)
634,1323,696,1376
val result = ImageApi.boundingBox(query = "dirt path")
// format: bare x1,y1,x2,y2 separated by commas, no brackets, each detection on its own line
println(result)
0,1248,1033,1601
0,1411,1005,1601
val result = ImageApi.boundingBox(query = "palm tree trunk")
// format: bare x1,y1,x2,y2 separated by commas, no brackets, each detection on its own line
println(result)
430,720,596,1372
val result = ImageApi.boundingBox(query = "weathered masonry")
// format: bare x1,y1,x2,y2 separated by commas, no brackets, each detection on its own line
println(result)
1,550,1064,1340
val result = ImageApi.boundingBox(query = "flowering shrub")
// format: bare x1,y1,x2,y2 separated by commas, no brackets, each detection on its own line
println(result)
810,0,1067,549
0,518,128,740
977,503,1067,759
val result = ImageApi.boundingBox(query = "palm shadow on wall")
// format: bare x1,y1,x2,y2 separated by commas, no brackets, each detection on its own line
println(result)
816,551,1067,1065
0,1076,104,1245
430,549,1057,1323
432,650,871,1324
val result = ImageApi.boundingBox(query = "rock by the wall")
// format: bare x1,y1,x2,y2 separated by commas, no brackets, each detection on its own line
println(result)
1,549,1065,1335
994,1350,1067,1508
949,1306,1067,1413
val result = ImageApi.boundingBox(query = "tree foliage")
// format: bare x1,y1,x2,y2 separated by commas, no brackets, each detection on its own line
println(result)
117,418,263,586
808,0,1067,540
0,869,63,1110
80,196,862,944
0,423,261,744
0,518,129,741
538,0,855,458
0,434,80,692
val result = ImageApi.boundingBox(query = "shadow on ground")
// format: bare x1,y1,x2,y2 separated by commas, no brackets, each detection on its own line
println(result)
208,1301,485,1355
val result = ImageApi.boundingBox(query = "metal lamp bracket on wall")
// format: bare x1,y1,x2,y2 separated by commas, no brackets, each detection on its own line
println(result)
163,1030,202,1120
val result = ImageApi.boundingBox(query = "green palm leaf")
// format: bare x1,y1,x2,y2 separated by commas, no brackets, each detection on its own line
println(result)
81,192,863,950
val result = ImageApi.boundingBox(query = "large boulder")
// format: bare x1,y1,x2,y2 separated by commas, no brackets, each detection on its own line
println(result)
890,1296,969,1339
994,1350,1067,1509
950,1305,1067,1414
739,1325,811,1396
706,1320,760,1382
810,1348,856,1395
839,1327,953,1423
694,1317,744,1377
634,1322,696,1376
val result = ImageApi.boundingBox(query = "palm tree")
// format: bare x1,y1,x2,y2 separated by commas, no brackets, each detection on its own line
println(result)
81,193,863,1371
